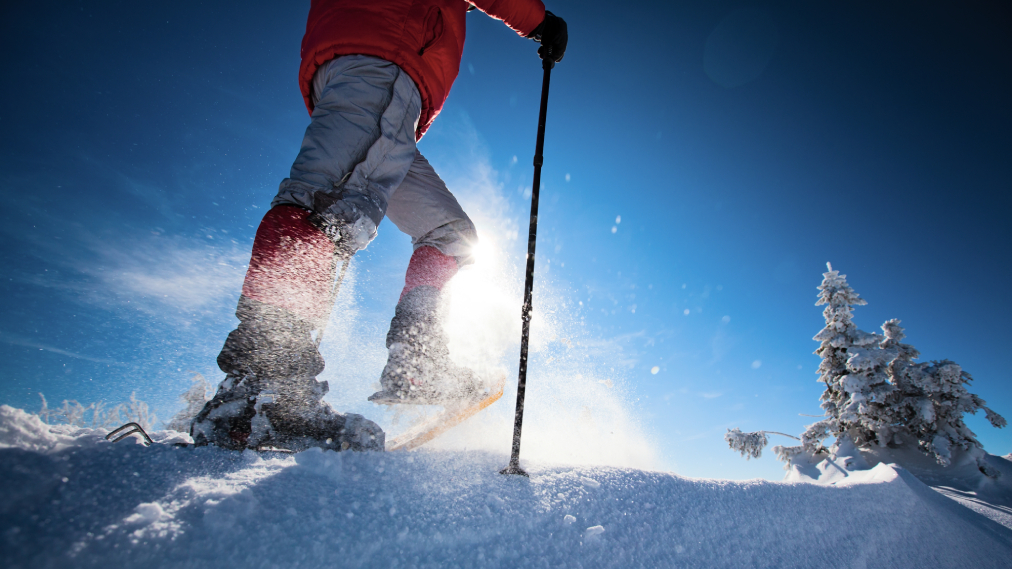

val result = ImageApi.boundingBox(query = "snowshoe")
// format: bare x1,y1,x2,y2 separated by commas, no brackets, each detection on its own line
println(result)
192,372,384,452
191,296,385,452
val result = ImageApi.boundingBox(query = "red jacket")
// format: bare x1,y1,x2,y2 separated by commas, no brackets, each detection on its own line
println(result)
299,0,546,140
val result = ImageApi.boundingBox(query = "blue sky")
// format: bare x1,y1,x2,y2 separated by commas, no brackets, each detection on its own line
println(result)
1,1,1009,480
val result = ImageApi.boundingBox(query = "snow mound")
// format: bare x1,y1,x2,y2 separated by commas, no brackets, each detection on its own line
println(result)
2,408,1010,568
0,405,63,452
0,405,111,453
785,437,1012,531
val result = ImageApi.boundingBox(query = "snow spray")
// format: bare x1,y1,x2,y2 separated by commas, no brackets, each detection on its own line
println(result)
312,79,656,472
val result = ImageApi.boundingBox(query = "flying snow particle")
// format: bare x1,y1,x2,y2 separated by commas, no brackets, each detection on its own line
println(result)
615,215,621,224
722,315,731,323
751,360,762,369
511,155,518,165
651,366,660,375
683,309,690,315
564,514,576,524
611,226,617,234
128,503,166,525
585,525,606,539
681,283,687,289
468,63,475,75
565,173,571,182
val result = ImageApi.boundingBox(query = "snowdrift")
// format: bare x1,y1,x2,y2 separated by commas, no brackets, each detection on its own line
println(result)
784,437,1012,531
2,406,1010,568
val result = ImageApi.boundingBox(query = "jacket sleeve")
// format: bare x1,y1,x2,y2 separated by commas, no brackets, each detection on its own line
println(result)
470,0,546,38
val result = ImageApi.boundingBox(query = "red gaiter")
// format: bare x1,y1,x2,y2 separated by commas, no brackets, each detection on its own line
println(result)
241,205,336,323
400,246,458,301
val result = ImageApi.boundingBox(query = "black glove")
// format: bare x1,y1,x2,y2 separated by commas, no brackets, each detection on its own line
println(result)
527,11,568,62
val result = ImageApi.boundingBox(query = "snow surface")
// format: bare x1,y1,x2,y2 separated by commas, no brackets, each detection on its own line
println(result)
782,436,1012,532
2,406,1011,568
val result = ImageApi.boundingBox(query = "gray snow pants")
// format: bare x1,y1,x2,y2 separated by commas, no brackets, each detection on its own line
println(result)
273,55,477,263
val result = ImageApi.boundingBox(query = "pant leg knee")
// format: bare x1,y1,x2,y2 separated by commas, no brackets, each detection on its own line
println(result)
386,151,478,264
273,56,421,253
414,219,478,266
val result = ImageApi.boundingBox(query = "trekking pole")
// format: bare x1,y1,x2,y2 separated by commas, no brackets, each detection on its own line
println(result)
501,55,555,477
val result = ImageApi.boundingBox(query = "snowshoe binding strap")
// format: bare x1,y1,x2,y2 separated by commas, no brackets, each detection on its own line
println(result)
106,422,155,446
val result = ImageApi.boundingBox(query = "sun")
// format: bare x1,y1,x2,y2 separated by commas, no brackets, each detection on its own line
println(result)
467,232,496,266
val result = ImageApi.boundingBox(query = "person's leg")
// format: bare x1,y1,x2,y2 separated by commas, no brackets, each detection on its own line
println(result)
275,55,422,251
383,151,478,264
369,151,482,404
192,56,421,451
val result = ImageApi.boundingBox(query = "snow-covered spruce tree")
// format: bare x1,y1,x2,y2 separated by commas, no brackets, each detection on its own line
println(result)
907,362,1006,467
726,265,1006,476
727,264,890,463
804,263,896,449
879,318,923,449
882,320,1006,467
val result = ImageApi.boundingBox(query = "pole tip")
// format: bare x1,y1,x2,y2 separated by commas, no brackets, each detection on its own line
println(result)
499,463,530,477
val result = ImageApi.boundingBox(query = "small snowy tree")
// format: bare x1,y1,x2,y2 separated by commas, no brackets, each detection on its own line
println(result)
36,392,157,431
167,372,212,433
725,264,1006,475
37,394,91,426
893,360,1005,466
876,319,1006,469
807,263,896,450
124,392,157,432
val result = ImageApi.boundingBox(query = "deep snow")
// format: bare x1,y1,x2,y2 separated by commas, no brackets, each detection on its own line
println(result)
783,437,1012,532
2,406,1010,568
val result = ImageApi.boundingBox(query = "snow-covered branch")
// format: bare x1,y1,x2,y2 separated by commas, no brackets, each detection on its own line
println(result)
725,429,800,460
